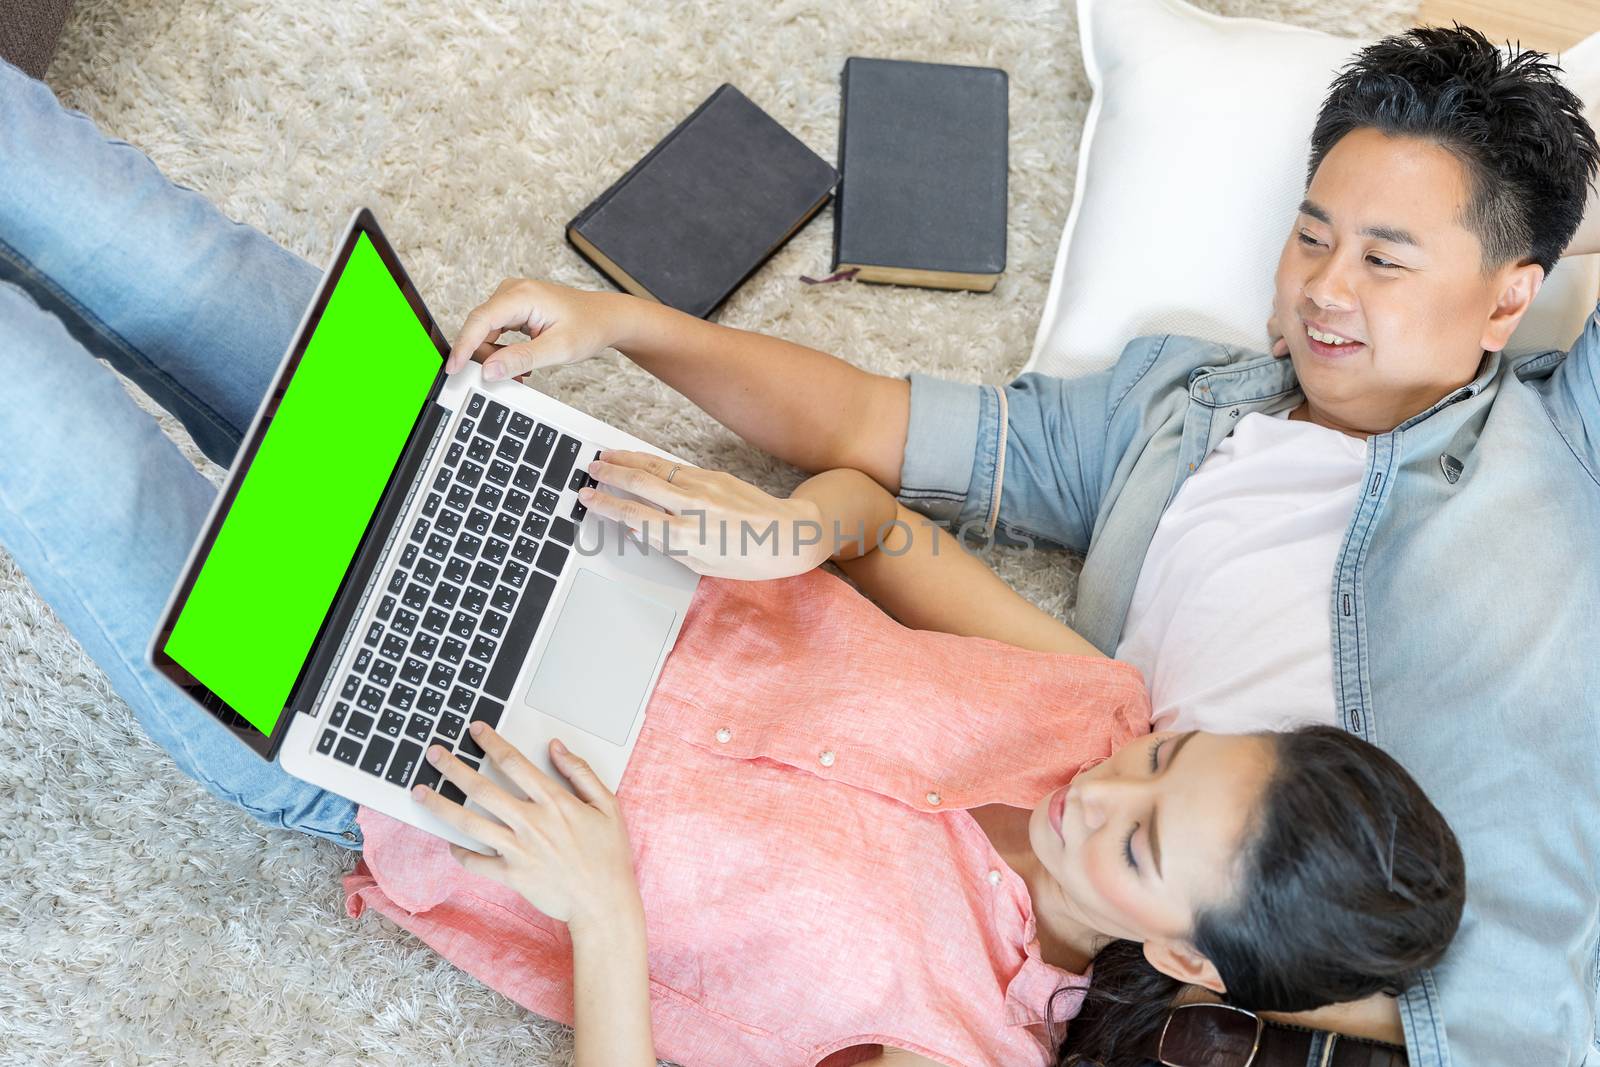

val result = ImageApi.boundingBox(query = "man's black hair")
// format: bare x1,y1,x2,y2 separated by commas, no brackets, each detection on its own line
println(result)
1306,23,1599,275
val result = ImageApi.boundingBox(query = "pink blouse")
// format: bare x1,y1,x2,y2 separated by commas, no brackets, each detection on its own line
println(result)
344,568,1151,1066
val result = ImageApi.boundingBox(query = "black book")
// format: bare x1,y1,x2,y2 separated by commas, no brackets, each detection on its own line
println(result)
566,84,839,319
831,57,1008,292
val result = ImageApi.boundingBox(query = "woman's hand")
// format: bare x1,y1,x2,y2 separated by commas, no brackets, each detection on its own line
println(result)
579,449,832,580
447,278,637,383
413,723,641,930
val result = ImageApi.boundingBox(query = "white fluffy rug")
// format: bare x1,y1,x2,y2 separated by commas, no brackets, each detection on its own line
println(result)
1,1,1416,1063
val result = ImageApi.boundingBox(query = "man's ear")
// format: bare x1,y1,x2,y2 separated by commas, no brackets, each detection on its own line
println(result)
1144,937,1227,996
1480,262,1544,353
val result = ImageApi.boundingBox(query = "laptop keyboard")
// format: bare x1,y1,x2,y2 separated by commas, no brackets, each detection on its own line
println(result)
312,391,599,805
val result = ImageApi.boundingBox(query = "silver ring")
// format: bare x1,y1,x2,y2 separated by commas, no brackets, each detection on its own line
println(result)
666,463,681,484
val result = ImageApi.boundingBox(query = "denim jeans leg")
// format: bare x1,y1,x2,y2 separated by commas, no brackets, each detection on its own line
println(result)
0,281,361,848
0,56,322,470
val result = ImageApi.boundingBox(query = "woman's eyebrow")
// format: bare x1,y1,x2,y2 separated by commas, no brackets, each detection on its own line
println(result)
1149,731,1198,880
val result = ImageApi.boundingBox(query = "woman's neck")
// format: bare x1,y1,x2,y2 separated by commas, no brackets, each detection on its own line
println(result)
967,804,1106,974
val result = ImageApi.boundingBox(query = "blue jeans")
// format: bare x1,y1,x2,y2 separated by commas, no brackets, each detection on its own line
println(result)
0,59,361,848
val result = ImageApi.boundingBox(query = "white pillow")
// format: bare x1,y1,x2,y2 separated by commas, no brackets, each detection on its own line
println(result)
1024,0,1600,380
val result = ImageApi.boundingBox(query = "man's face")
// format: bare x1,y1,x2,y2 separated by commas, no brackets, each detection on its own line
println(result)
1271,127,1540,435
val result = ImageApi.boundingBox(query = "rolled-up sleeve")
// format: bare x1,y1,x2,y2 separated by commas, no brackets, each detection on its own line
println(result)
895,371,995,530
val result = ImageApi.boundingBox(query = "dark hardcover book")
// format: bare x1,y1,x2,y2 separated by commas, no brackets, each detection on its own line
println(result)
566,84,839,319
831,57,1008,292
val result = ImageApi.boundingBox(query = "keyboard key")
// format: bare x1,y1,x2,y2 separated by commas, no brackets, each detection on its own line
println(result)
441,637,466,665
402,582,429,611
401,543,420,568
386,741,424,787
454,532,483,560
364,621,384,647
414,558,441,585
459,755,481,772
378,709,407,737
503,560,530,589
450,611,475,640
534,488,559,515
495,437,522,463
428,662,456,690
440,781,468,805
439,712,466,740
491,585,518,612
423,606,450,635
354,648,373,674
459,660,486,688
358,686,384,714
411,632,439,660
483,537,509,565
425,533,452,562
469,634,497,664
454,416,476,442
482,400,510,439
457,459,484,488
361,736,394,777
405,714,434,743
435,508,462,536
387,568,407,595
448,686,475,714
432,582,461,610
444,556,471,585
401,657,427,686
471,561,499,590
484,570,557,700
386,684,417,713
347,711,375,739
330,701,350,728
419,686,445,715
570,500,587,522
334,736,363,766
392,608,419,637
487,459,513,487
480,609,508,639
523,513,549,539
550,517,576,546
444,441,463,467
376,596,396,621
508,412,533,438
341,674,360,700
490,513,519,541
511,536,539,563
504,488,530,516
568,466,590,492
422,492,441,518
465,507,492,536
413,760,443,792
476,483,503,512
317,729,338,756
473,694,505,732
410,517,430,543
462,586,489,614
368,659,395,686
513,464,540,492
542,435,582,490
467,393,485,418
467,435,494,464
446,484,473,511
526,424,557,466
381,633,408,661
432,467,452,493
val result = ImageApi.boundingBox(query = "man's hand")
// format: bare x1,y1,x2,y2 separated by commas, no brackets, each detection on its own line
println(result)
580,449,830,580
1267,309,1291,357
447,278,636,382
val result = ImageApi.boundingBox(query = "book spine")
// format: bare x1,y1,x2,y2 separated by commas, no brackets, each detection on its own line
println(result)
829,59,852,272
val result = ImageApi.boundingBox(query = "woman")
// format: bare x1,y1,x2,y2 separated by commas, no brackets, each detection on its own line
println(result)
345,450,1465,1067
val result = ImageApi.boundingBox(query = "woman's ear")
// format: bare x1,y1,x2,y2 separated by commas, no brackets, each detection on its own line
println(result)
1480,261,1544,353
1143,937,1227,996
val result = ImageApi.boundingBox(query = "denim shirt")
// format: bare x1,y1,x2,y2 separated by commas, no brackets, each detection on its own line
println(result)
895,308,1600,1067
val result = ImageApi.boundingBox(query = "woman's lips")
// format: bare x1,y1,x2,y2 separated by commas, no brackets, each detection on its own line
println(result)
1049,786,1068,841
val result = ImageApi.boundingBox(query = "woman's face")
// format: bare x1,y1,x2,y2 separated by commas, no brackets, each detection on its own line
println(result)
1028,731,1276,965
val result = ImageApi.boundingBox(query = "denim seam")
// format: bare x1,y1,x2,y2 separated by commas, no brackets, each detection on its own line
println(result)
985,384,1008,539
0,237,243,456
1103,333,1169,438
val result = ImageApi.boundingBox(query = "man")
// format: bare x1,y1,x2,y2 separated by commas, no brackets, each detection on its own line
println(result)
0,23,1592,1067
445,26,1597,1066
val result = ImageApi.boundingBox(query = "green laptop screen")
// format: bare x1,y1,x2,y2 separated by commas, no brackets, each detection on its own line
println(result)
163,232,441,737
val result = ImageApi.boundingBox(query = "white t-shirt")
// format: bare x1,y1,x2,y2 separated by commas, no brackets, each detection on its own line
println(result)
1113,411,1368,735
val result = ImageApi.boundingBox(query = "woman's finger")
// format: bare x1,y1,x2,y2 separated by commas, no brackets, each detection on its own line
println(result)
427,743,536,830
585,458,699,512
411,775,518,853
548,738,618,812
468,723,560,805
448,842,511,883
449,287,531,372
579,487,679,533
595,449,692,485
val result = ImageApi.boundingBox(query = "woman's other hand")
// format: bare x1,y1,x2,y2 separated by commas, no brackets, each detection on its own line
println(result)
580,449,831,580
447,278,635,383
413,724,641,931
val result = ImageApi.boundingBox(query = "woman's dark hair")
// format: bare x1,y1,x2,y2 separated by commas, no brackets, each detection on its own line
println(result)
1305,23,1599,275
1053,725,1465,1067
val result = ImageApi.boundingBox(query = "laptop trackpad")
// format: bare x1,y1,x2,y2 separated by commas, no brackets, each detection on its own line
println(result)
521,569,677,746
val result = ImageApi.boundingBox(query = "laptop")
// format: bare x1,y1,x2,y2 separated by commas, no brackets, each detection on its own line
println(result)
148,208,700,850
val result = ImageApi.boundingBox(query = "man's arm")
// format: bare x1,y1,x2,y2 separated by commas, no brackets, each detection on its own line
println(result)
610,296,911,491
